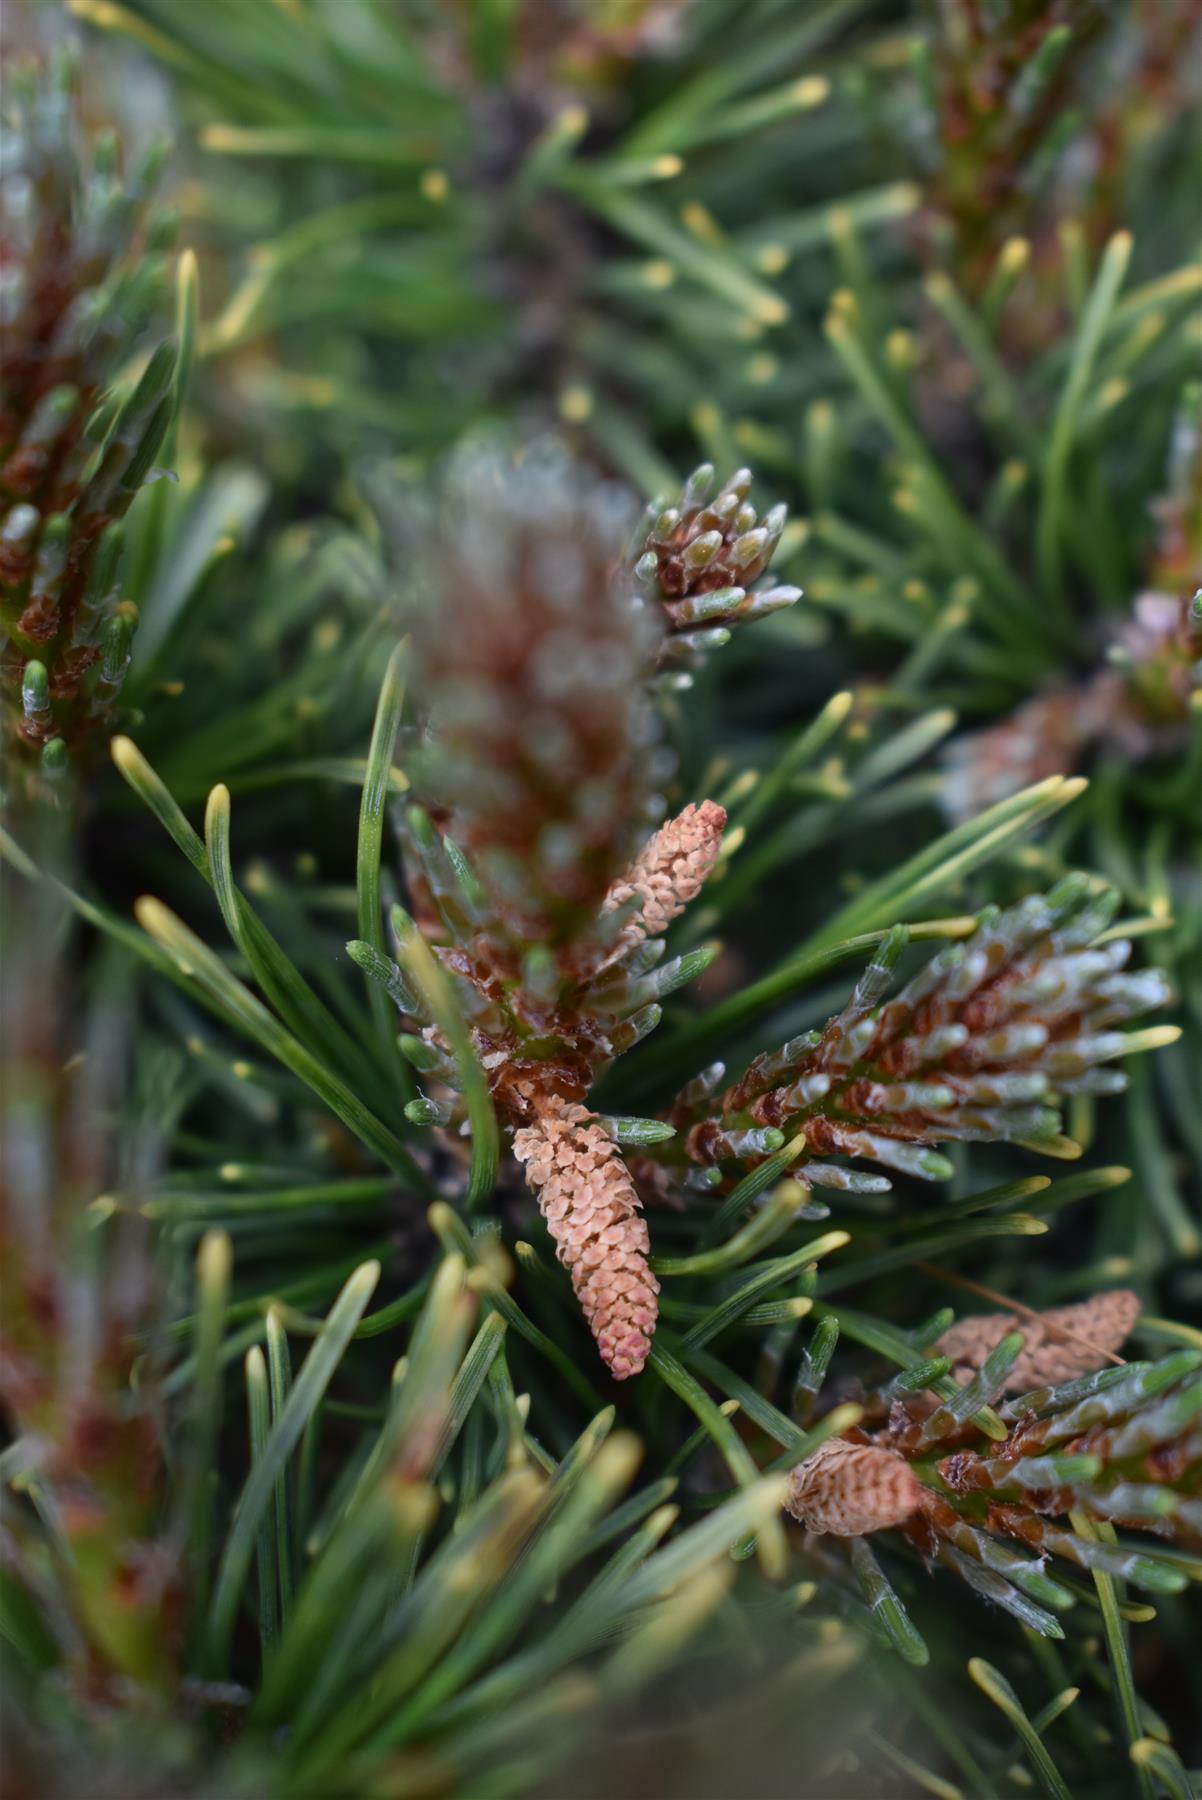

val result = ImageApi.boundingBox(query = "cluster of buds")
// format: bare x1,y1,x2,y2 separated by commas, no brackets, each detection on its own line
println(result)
942,590,1202,822
630,463,800,673
679,875,1174,1190
786,1293,1200,1631
359,792,727,1379
910,1,1201,297
357,447,784,1376
357,442,1166,1380
381,795,727,1132
911,0,1091,288
1,52,179,775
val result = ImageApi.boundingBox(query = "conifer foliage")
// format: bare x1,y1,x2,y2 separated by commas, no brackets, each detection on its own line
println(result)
1,51,184,774
1,3,1199,1797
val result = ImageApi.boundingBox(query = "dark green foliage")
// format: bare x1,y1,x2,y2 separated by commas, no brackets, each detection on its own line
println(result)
0,50,184,775
2,1,1199,1796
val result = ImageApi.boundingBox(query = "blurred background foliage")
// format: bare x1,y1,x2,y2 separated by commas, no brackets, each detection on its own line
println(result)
2,1,1200,1796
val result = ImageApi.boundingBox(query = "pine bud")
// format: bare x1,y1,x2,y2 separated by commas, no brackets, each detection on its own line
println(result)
630,465,798,667
686,882,1172,1185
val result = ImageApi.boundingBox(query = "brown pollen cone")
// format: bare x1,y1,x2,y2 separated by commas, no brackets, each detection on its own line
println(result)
785,1436,923,1537
935,1289,1141,1394
512,1093,659,1379
602,799,726,950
